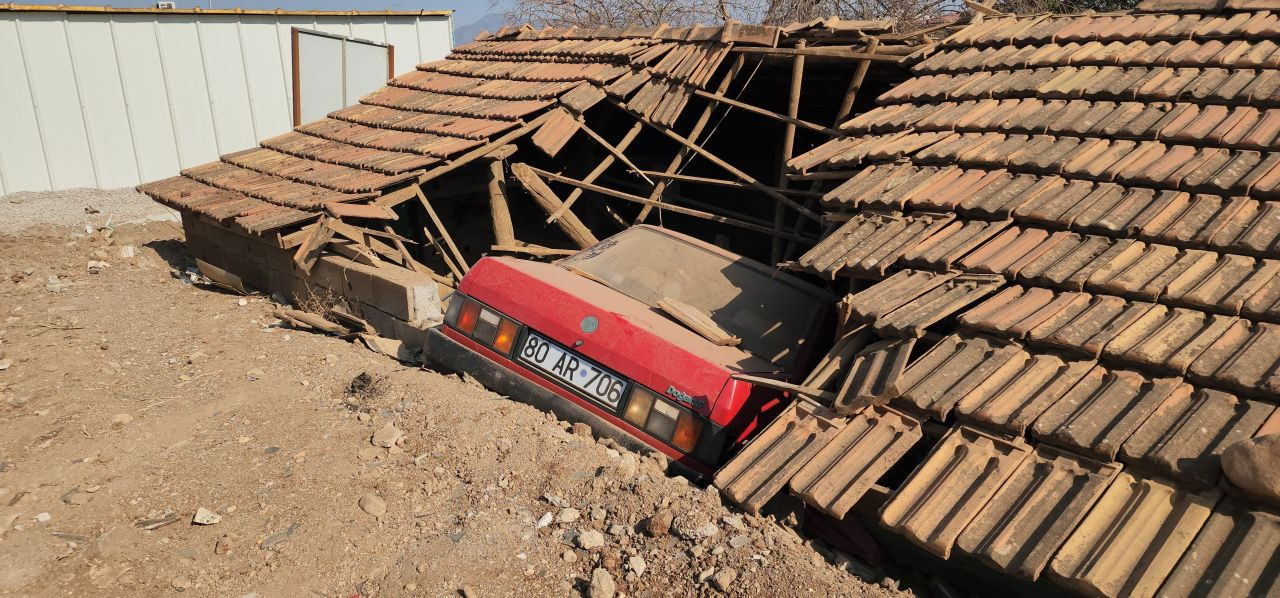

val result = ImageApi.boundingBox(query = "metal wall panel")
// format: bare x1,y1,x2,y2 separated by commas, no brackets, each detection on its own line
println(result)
0,11,452,194
297,32,344,125
345,40,390,105
0,18,48,193
64,16,139,189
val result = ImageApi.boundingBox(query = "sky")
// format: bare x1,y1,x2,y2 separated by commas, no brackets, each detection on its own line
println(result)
64,0,512,28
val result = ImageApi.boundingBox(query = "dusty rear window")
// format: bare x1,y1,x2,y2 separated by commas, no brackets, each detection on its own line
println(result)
559,227,828,371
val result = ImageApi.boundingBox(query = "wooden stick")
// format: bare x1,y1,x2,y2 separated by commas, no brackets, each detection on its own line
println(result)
834,37,880,126
550,120,645,225
730,373,836,403
486,158,516,247
511,163,599,249
639,171,824,197
729,46,902,62
528,167,817,243
422,225,464,281
577,119,653,186
415,187,470,272
774,40,806,264
293,216,334,274
612,98,822,223
787,170,861,180
636,54,745,224
490,244,577,257
690,87,837,137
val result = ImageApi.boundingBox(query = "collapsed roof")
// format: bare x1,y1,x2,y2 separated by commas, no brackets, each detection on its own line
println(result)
139,19,913,283
716,1,1280,596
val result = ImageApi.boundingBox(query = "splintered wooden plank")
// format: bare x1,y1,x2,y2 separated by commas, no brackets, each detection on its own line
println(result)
657,296,741,346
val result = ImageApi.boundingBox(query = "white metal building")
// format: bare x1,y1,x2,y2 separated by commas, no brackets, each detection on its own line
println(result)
0,3,453,194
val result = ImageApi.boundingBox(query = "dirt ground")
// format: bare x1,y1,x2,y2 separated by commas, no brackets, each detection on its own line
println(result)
0,202,909,596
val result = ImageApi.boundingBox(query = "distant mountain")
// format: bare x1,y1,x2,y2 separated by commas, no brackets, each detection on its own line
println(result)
454,12,505,45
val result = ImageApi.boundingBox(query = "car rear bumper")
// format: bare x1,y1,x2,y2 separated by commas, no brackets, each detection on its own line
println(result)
423,326,709,482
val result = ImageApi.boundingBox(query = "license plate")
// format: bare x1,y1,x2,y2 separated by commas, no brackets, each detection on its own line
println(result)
518,332,628,409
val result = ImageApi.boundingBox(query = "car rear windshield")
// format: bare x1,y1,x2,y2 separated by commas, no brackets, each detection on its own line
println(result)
559,227,828,371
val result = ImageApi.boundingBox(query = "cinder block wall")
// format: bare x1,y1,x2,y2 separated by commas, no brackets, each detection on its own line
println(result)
181,214,442,348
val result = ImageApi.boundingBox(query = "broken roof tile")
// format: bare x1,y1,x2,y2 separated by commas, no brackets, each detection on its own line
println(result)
794,212,954,278
894,333,1027,420
870,272,1008,338
1048,473,1219,598
833,338,916,415
790,405,923,519
956,445,1121,581
879,426,1031,559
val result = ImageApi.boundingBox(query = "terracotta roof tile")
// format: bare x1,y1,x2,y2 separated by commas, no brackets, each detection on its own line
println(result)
1160,497,1280,597
894,333,1028,419
1048,473,1219,598
879,426,1031,558
1189,319,1280,398
1122,387,1272,487
832,338,916,414
712,402,841,515
1031,364,1185,459
790,405,922,518
955,445,1120,581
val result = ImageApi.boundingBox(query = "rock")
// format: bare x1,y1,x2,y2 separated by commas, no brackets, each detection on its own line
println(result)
214,535,232,555
187,352,208,365
615,453,638,480
571,422,593,438
628,555,647,577
118,245,135,259
722,515,746,531
577,530,605,550
588,568,616,598
0,359,10,371
358,493,387,518
673,514,718,541
237,298,248,307
193,507,221,525
371,423,404,448
33,512,50,522
696,568,715,584
535,512,554,529
111,413,134,427
711,567,738,592
172,576,191,591
1223,433,1280,503
45,275,70,293
729,534,752,549
87,260,109,274
246,369,264,381
562,549,577,563
558,508,580,523
607,524,627,536
645,510,673,537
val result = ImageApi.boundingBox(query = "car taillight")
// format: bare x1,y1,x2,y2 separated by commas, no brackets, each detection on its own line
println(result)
493,319,520,355
671,411,703,453
624,387,657,427
622,386,704,454
456,299,480,334
445,294,522,357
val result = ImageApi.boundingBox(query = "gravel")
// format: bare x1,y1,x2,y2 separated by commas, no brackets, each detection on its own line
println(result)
0,186,177,234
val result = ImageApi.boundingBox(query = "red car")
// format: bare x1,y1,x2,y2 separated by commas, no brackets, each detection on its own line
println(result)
425,226,833,478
